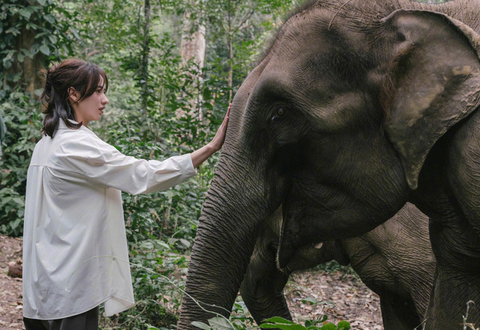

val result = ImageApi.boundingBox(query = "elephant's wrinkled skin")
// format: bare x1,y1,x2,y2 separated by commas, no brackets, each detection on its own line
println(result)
178,0,480,328
240,203,435,329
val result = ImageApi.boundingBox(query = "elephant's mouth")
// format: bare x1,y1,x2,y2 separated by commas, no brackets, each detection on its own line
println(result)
277,202,306,271
276,198,327,271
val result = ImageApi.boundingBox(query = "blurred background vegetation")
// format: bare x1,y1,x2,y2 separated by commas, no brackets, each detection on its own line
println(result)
0,0,451,329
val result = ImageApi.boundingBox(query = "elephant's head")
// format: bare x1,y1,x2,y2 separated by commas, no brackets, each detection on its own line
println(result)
178,0,480,327
239,202,435,329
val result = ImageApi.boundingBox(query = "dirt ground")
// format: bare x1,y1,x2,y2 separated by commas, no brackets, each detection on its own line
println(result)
0,236,24,330
0,235,382,330
286,268,382,329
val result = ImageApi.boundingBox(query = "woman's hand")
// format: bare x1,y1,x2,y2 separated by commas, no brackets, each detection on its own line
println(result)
191,104,231,168
208,103,231,152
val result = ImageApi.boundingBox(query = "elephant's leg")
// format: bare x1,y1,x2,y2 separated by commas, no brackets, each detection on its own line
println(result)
379,292,422,330
410,115,480,328
424,217,480,329
240,232,291,325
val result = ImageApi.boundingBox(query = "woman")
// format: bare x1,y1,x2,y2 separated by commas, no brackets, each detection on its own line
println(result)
22,59,230,330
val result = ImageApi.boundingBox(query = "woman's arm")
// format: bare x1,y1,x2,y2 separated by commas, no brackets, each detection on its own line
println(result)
191,104,231,168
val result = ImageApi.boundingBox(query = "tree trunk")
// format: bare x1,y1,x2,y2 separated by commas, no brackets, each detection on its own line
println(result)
141,0,151,114
21,26,37,96
180,1,206,121
5,0,45,96
180,13,206,69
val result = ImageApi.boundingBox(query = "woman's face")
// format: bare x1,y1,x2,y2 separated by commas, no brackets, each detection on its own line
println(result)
70,76,109,126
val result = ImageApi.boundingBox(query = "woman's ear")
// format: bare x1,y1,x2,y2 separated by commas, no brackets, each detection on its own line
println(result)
381,10,480,190
68,87,79,103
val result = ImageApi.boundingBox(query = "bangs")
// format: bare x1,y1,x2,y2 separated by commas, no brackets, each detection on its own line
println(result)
75,63,109,101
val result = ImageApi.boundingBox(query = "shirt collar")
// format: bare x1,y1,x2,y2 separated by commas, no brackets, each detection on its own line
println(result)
57,118,95,136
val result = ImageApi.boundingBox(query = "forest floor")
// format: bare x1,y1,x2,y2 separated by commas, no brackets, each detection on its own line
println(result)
285,267,382,329
0,235,382,330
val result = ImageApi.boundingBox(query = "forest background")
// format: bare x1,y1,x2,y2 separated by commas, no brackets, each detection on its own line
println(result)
0,0,448,329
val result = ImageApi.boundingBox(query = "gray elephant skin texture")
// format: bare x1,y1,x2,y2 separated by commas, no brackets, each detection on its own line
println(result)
178,0,480,329
240,203,435,330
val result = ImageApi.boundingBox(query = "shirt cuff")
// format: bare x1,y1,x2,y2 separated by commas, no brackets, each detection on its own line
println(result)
173,153,197,179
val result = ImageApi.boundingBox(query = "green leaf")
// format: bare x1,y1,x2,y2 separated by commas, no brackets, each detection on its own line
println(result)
19,9,31,20
157,240,171,250
140,241,154,249
179,238,191,248
70,27,80,40
191,321,212,330
207,317,234,329
10,218,22,230
39,45,50,55
13,197,24,206
302,297,319,305
44,15,55,24
320,324,336,330
261,317,296,324
17,53,24,63
260,317,306,330
30,45,39,55
37,0,47,5
337,321,350,330
49,35,58,44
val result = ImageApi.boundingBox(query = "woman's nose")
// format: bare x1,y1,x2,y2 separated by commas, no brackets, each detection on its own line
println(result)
103,95,109,105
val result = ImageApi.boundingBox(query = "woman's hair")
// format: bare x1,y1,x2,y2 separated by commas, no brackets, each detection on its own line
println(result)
40,59,108,137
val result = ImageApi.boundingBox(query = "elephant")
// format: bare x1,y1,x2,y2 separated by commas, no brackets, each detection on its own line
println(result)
240,202,435,329
178,0,480,328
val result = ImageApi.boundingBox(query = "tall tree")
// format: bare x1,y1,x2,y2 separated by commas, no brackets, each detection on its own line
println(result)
202,0,299,102
180,2,206,69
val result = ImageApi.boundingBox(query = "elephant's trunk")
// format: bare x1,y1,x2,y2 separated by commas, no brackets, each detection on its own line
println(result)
178,55,274,329
178,156,274,328
240,213,292,324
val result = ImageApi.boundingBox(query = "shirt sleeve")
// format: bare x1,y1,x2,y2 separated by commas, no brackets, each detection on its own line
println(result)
53,132,197,195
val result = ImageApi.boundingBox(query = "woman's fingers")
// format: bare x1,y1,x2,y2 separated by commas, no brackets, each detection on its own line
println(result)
210,104,231,150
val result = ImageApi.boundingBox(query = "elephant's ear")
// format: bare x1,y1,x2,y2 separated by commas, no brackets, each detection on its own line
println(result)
382,10,480,190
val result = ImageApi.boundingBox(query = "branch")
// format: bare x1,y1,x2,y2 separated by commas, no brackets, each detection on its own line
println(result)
233,9,254,33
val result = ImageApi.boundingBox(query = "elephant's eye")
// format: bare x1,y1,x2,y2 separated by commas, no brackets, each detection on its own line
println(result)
271,106,286,121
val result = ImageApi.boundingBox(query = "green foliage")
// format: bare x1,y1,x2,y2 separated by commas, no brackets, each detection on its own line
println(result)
0,0,73,91
0,91,42,236
190,300,257,330
189,309,351,330
100,239,190,329
259,316,350,330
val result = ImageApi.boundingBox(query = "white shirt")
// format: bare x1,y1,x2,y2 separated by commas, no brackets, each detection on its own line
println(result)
23,119,197,320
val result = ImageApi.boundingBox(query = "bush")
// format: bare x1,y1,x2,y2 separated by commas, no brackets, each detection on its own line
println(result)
0,91,42,236
100,239,190,330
